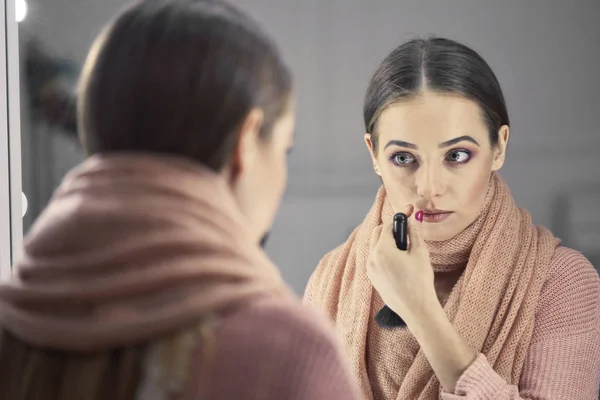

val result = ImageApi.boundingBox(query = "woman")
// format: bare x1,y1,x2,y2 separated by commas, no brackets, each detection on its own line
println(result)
305,37,600,399
0,1,360,399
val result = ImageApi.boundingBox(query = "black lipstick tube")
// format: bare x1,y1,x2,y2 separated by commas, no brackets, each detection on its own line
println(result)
374,213,408,329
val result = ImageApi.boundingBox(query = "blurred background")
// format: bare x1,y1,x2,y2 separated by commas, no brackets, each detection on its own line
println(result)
18,0,600,294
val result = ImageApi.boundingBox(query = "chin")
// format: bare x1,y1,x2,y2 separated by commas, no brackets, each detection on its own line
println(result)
421,225,461,242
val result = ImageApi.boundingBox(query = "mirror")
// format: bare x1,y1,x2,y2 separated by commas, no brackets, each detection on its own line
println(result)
19,0,83,234
10,2,600,399
16,0,600,295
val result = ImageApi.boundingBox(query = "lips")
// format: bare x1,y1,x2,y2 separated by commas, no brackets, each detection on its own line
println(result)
422,209,449,214
420,209,453,223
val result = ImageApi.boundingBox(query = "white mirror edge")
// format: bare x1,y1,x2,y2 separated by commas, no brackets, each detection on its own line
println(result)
3,0,24,280
0,0,11,281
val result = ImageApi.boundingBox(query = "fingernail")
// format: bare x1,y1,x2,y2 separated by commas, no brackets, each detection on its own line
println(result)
415,210,424,223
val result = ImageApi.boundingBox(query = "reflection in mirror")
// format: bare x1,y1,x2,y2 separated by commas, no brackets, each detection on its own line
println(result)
11,0,600,399
16,3,600,277
20,0,83,233
16,0,27,23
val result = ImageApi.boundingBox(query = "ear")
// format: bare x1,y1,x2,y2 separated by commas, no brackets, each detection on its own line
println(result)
491,125,510,171
230,108,264,180
364,133,381,176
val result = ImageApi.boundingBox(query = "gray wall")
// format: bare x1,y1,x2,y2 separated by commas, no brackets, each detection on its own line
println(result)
21,0,600,294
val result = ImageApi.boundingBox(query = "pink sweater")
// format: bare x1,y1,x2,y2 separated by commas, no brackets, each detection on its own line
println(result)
305,246,600,399
166,297,362,400
443,246,600,399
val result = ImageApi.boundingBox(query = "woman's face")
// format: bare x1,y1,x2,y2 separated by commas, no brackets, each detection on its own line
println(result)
230,101,296,244
366,92,509,242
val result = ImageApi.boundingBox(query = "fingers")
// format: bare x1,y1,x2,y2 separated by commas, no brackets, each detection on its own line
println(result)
368,224,385,278
374,204,424,252
407,207,425,251
396,204,416,251
370,224,384,248
393,204,423,252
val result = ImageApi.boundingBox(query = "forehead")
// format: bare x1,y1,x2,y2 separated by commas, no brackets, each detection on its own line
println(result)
376,93,489,146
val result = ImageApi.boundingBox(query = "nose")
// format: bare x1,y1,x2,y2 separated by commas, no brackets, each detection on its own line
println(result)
415,164,446,200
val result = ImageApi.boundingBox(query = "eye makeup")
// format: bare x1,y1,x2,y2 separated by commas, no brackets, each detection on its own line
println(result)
389,147,475,168
390,152,416,166
444,148,473,164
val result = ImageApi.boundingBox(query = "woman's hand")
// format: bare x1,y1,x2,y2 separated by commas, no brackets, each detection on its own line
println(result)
368,205,477,392
367,205,438,327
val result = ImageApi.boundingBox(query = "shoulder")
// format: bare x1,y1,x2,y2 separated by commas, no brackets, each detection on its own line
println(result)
545,246,599,296
218,296,340,348
304,236,352,306
535,246,600,338
312,241,348,279
212,297,348,375
197,297,355,398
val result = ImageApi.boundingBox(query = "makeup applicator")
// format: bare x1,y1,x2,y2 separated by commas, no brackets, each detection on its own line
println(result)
374,212,408,329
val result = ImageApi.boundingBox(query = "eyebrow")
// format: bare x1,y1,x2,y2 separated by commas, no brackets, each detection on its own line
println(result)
440,135,480,148
384,135,480,150
384,140,417,150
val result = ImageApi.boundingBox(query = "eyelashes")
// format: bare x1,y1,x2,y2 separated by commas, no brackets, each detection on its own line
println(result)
390,149,473,167
446,149,471,163
391,153,416,165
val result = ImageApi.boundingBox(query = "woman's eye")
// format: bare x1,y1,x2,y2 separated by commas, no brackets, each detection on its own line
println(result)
446,149,471,163
392,152,416,166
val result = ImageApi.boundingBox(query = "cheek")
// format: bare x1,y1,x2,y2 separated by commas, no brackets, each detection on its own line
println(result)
453,166,490,211
252,148,287,231
378,155,413,183
275,159,287,192
264,148,288,197
378,164,415,210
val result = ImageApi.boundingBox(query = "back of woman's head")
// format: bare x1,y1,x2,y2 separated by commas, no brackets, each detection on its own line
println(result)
78,0,292,171
0,2,291,400
364,37,509,151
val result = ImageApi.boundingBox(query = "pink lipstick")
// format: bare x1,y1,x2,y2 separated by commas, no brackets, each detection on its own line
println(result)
421,209,453,223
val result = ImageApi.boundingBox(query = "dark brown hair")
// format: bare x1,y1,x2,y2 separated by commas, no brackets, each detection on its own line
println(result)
364,37,509,152
78,0,292,171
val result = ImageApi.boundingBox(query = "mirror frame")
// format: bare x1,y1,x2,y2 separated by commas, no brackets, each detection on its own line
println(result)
0,0,24,281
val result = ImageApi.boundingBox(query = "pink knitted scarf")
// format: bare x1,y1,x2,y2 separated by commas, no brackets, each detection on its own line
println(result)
0,154,290,353
307,173,560,399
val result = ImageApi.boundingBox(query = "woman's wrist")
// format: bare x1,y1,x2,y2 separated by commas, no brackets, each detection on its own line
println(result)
398,286,440,328
404,294,477,392
403,290,445,333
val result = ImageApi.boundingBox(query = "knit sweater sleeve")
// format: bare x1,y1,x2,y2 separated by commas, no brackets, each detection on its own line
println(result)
442,247,600,400
190,298,361,400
